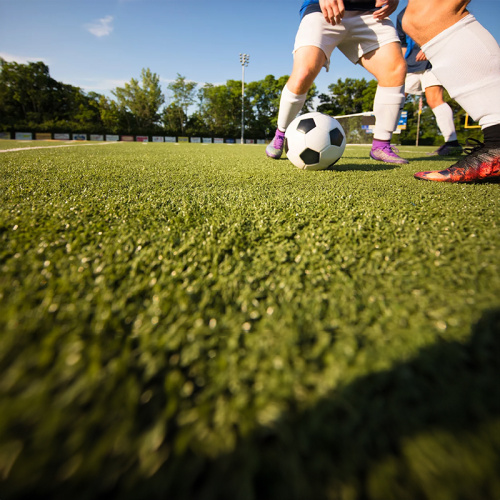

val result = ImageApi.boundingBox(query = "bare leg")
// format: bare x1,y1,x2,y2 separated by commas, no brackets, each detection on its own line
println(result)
266,46,326,159
403,0,470,46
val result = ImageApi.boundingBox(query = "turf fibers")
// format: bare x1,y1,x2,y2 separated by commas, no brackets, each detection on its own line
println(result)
1,141,499,499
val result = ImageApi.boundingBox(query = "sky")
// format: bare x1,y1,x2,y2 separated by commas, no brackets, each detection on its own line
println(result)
1,0,500,105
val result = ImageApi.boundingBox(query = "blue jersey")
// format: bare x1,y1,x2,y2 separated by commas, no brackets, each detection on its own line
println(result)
396,8,431,73
300,0,377,19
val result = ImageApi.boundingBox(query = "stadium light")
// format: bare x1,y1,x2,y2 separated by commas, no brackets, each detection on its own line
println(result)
239,53,250,144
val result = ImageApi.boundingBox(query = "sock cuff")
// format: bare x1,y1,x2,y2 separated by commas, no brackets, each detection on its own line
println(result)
283,84,308,103
432,102,450,113
483,124,500,145
374,85,405,105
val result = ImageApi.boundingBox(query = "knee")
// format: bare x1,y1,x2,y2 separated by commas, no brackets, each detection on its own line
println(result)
287,68,316,95
394,58,408,85
382,57,407,87
427,97,443,109
425,88,445,109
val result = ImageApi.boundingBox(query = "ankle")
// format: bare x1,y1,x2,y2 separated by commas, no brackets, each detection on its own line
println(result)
483,124,500,148
372,138,390,149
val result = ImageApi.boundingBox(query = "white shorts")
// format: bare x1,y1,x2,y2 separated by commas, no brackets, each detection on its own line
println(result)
294,11,400,70
405,69,443,96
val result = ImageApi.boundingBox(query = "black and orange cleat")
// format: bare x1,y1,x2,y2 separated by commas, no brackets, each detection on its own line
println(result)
414,139,500,182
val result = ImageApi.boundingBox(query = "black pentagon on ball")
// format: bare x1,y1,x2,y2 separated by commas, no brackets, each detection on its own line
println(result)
329,127,344,147
300,148,320,165
297,118,316,134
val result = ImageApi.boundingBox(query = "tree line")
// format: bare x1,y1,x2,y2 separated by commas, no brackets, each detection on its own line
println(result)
0,58,479,144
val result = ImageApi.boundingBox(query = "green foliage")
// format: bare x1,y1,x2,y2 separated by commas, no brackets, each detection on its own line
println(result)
246,75,317,137
0,59,487,145
318,78,376,116
399,92,483,146
0,142,499,500
246,74,288,136
161,102,187,135
166,74,198,135
197,80,243,137
0,58,106,133
112,68,165,133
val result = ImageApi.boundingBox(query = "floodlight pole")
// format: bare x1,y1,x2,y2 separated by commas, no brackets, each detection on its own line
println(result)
240,53,250,145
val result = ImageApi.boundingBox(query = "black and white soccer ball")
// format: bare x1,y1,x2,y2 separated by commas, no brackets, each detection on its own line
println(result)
285,112,346,170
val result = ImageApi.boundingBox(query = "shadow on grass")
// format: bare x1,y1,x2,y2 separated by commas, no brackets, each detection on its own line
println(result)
333,162,401,172
127,309,500,500
7,310,500,500
408,155,463,163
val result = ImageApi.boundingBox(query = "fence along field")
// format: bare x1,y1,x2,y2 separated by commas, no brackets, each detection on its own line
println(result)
0,130,265,144
0,141,499,500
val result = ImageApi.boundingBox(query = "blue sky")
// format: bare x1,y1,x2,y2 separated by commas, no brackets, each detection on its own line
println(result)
1,0,499,105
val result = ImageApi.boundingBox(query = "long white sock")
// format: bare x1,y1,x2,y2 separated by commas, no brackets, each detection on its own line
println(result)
277,85,308,132
373,85,405,141
432,103,457,142
422,14,500,130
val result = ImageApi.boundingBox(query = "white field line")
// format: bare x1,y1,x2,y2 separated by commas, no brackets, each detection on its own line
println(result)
1,141,423,154
0,141,123,153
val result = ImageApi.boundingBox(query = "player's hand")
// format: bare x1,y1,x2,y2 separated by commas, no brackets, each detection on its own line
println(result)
373,0,399,20
319,0,345,25
415,50,428,62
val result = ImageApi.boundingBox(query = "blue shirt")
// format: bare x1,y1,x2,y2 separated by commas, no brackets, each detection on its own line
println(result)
396,8,431,73
300,0,377,19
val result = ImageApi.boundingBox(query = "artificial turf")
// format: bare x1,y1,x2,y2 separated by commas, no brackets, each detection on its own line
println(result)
1,140,499,500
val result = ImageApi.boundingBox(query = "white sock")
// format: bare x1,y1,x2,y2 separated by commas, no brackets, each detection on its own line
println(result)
277,85,308,132
422,14,500,130
373,85,405,141
432,103,457,142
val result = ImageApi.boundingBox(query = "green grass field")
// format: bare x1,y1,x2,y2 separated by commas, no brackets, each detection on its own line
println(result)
1,140,499,500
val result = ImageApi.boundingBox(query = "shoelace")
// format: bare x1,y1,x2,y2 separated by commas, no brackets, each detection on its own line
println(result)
381,144,400,155
463,138,485,156
274,134,285,148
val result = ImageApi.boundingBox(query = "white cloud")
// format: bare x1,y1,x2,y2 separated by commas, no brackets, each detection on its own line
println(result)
160,77,212,87
66,77,129,96
0,52,49,64
85,15,114,38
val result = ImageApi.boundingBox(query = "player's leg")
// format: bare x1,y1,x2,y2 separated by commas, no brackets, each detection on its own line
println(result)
267,8,340,160
360,42,409,164
266,46,326,159
277,45,325,131
424,84,462,156
404,1,500,182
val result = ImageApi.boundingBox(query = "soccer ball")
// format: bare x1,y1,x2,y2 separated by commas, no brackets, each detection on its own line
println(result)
285,112,346,170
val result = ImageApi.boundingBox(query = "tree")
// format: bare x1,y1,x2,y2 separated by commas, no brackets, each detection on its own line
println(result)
245,75,318,138
112,68,164,132
361,79,378,112
0,59,63,126
246,75,284,137
317,77,372,116
166,74,197,135
95,94,123,134
197,81,243,137
161,103,187,135
0,58,107,132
